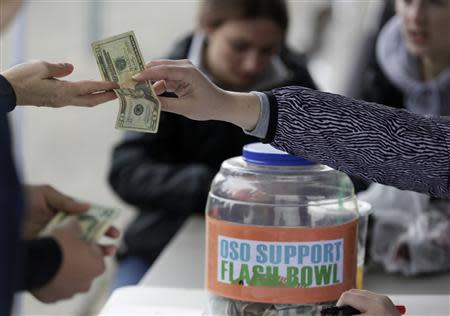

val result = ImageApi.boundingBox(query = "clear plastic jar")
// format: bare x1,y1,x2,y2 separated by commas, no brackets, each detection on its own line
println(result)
205,143,359,315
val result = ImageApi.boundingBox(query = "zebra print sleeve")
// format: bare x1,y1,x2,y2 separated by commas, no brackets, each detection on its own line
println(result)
265,86,450,198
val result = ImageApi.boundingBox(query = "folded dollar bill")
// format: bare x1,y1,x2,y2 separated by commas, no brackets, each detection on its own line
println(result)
40,204,120,243
92,31,161,133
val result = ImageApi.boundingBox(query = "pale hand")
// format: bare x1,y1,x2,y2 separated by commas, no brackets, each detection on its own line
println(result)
31,218,108,303
337,289,401,316
1,61,118,107
23,184,89,239
23,184,120,252
133,59,261,131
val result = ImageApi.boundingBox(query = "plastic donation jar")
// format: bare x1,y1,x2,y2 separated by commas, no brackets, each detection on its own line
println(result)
205,143,359,315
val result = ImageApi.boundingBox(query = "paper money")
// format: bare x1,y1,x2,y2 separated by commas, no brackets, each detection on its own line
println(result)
40,204,120,243
92,31,160,133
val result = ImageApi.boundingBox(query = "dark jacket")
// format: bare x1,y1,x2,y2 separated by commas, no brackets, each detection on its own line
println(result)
358,42,404,110
0,75,23,315
0,75,61,315
108,34,317,261
357,2,403,110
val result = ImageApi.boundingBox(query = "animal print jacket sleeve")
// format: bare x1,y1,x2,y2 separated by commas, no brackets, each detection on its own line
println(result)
262,86,450,198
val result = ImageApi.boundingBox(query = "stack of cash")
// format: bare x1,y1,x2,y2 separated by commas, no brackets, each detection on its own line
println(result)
40,204,120,243
92,31,161,133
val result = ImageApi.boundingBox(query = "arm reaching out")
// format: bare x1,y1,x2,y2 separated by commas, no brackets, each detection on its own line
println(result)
2,61,119,107
134,59,260,131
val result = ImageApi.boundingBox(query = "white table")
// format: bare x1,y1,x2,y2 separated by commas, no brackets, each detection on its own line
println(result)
100,216,450,315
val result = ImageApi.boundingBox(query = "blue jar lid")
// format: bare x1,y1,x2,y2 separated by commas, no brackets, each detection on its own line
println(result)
243,143,315,166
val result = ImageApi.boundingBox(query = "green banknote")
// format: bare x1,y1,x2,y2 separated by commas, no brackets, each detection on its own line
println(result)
41,205,120,243
92,31,160,133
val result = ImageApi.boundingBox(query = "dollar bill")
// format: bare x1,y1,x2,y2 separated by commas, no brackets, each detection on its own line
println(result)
40,204,120,243
92,31,160,133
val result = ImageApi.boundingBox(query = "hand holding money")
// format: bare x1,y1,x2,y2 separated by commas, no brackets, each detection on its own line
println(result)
133,59,261,132
40,204,121,243
92,31,161,133
33,203,120,303
32,218,109,303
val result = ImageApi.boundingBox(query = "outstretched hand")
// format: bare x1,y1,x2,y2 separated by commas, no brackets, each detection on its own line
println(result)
133,59,260,131
23,184,120,247
2,60,119,107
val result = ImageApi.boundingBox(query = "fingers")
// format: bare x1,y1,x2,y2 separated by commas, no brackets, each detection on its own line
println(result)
73,91,117,107
104,226,121,239
158,95,184,114
152,80,167,95
144,59,192,69
100,244,117,256
42,185,90,214
133,64,193,82
42,62,74,78
73,80,119,95
59,217,83,235
337,289,369,313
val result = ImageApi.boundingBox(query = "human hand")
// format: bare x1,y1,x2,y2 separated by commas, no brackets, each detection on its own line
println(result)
337,289,401,316
23,184,89,239
133,59,260,130
1,60,119,107
23,184,120,253
31,217,117,303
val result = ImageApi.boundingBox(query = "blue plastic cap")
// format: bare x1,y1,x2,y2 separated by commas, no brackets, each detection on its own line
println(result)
242,143,315,166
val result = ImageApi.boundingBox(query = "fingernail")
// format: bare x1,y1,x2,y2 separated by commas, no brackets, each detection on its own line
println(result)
132,74,139,80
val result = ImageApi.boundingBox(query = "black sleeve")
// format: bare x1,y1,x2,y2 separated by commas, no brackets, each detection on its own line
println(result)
17,238,62,291
0,75,17,114
108,114,216,214
262,92,278,144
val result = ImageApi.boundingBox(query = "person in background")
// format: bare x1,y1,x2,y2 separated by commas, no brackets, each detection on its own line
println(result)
357,0,450,275
108,0,316,288
0,1,120,314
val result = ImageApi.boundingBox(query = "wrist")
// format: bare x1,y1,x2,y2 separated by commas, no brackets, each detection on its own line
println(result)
224,91,260,130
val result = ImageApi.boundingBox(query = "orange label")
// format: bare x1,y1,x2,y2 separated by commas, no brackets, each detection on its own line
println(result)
206,216,357,304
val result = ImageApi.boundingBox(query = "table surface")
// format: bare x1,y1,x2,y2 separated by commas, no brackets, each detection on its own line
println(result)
99,287,450,316
99,216,450,315
140,215,450,296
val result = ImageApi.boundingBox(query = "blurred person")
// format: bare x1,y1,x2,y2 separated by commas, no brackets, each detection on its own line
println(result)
357,0,450,275
108,0,316,287
0,2,120,314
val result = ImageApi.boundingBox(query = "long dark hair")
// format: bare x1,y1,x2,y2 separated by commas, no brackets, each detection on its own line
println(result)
198,0,288,34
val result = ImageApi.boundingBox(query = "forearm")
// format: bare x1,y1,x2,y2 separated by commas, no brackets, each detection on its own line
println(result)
266,86,450,197
225,92,260,131
0,74,17,113
17,238,62,291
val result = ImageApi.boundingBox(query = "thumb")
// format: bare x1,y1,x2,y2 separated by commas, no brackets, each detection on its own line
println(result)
44,185,90,214
158,96,183,115
43,62,74,78
60,216,82,236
